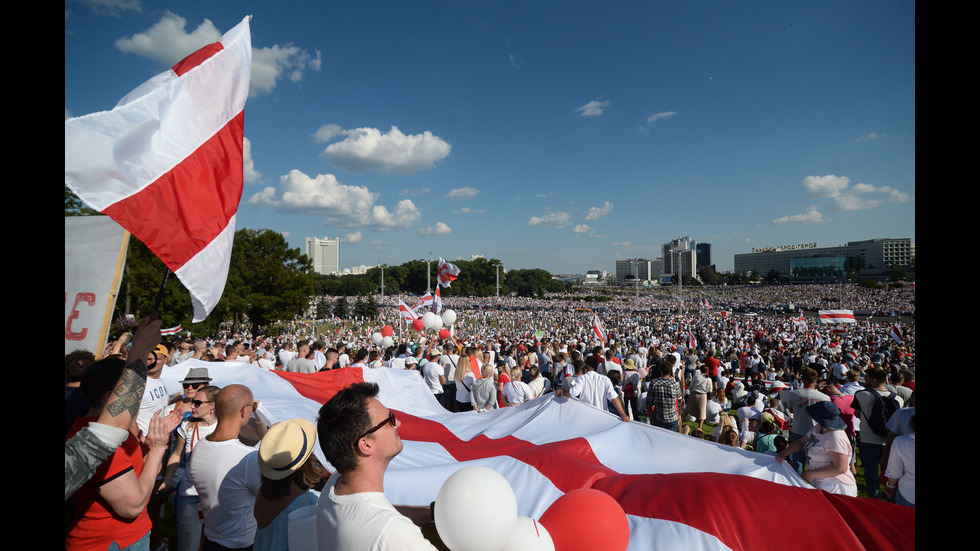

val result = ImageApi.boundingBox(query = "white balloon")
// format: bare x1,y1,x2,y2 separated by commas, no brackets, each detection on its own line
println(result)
501,517,554,551
442,309,457,326
431,315,444,330
381,336,394,349
422,312,438,330
435,466,518,551
371,332,383,345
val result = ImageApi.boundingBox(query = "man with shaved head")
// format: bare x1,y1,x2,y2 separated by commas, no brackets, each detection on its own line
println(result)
189,384,263,551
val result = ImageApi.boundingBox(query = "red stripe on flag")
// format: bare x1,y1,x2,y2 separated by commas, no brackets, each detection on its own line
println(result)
102,111,244,271
273,368,365,405
172,42,225,77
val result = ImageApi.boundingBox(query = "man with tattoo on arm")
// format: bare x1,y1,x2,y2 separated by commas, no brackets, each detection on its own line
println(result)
65,316,180,500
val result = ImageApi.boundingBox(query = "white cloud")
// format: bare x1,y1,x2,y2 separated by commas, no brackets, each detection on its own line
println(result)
398,188,430,197
246,169,421,230
857,132,884,141
801,174,911,211
528,212,570,226
772,207,824,225
243,137,262,184
313,124,343,143
583,201,613,221
572,224,593,234
77,0,142,15
114,12,319,97
803,175,850,198
65,108,72,121
646,111,677,123
447,187,480,200
418,222,453,236
509,54,520,70
575,99,610,117
320,126,451,175
342,231,362,243
454,207,486,214
611,241,631,247
535,192,553,198
114,12,220,64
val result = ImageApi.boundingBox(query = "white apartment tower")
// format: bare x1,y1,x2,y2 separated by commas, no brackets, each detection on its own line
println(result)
306,236,340,275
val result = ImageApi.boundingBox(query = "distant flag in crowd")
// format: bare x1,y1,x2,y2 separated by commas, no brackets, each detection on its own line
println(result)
792,313,807,329
433,287,443,314
891,322,905,345
688,333,697,350
160,325,182,336
437,257,461,288
593,314,607,343
398,301,419,321
65,16,252,322
814,332,825,348
412,292,434,312
781,332,795,344
818,310,856,324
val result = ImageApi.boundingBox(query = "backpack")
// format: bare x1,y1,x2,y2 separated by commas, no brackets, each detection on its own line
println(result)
853,389,900,437
623,381,636,400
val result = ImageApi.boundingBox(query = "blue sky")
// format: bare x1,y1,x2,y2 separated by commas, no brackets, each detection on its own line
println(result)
66,1,915,274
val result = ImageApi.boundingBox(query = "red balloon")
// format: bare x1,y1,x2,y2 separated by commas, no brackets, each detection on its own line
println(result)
381,325,394,337
412,318,425,332
439,328,451,340
539,489,629,551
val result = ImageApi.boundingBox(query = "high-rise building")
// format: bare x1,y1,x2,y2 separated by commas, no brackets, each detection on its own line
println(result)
696,243,711,269
662,237,698,280
306,236,340,275
615,258,653,282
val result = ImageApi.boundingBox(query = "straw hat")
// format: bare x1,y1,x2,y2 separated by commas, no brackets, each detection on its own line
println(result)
258,419,318,480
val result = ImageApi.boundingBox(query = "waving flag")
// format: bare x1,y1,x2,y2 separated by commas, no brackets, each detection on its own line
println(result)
891,322,905,345
433,287,443,314
819,310,856,324
792,313,807,329
398,300,419,321
161,361,914,551
160,325,183,336
593,314,607,343
412,292,434,312
437,257,461,288
815,331,825,348
65,17,252,322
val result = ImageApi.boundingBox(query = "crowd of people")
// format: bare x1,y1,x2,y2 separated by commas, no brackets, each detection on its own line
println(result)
66,284,915,550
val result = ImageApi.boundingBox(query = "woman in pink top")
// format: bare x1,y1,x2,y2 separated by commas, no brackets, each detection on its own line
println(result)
776,401,857,496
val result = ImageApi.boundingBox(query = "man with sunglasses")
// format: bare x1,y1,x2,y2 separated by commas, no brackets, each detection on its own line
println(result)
316,382,437,550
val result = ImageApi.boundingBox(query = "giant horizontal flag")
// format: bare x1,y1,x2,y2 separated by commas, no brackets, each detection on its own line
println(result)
161,361,913,551
819,309,857,324
65,16,252,322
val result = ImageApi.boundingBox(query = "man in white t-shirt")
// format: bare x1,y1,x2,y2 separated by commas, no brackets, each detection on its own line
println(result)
568,365,630,422
189,384,262,550
316,383,437,551
138,344,171,438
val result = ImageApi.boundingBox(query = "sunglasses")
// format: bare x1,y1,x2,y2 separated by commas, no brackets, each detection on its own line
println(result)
183,382,205,389
358,411,396,440
191,399,213,407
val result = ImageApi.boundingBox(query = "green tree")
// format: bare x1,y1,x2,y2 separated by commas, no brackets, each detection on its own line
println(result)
333,296,350,318
212,229,314,334
890,265,909,282
65,186,100,216
698,266,718,285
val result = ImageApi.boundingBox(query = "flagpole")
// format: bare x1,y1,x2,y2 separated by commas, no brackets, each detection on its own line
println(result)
152,268,172,316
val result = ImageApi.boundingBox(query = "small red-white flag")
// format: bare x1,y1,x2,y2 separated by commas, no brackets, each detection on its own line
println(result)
398,301,419,321
160,325,183,336
814,332,825,348
792,314,807,329
593,314,607,343
891,322,905,345
411,292,434,311
818,310,856,324
437,257,461,288
433,287,443,315
65,17,252,322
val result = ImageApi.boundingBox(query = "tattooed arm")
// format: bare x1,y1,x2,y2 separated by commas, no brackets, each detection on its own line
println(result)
101,316,162,429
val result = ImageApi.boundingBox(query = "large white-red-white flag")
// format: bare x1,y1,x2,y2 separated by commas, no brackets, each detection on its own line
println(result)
65,17,252,322
432,287,443,314
437,257,460,288
818,309,856,324
593,314,606,343
160,361,913,551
